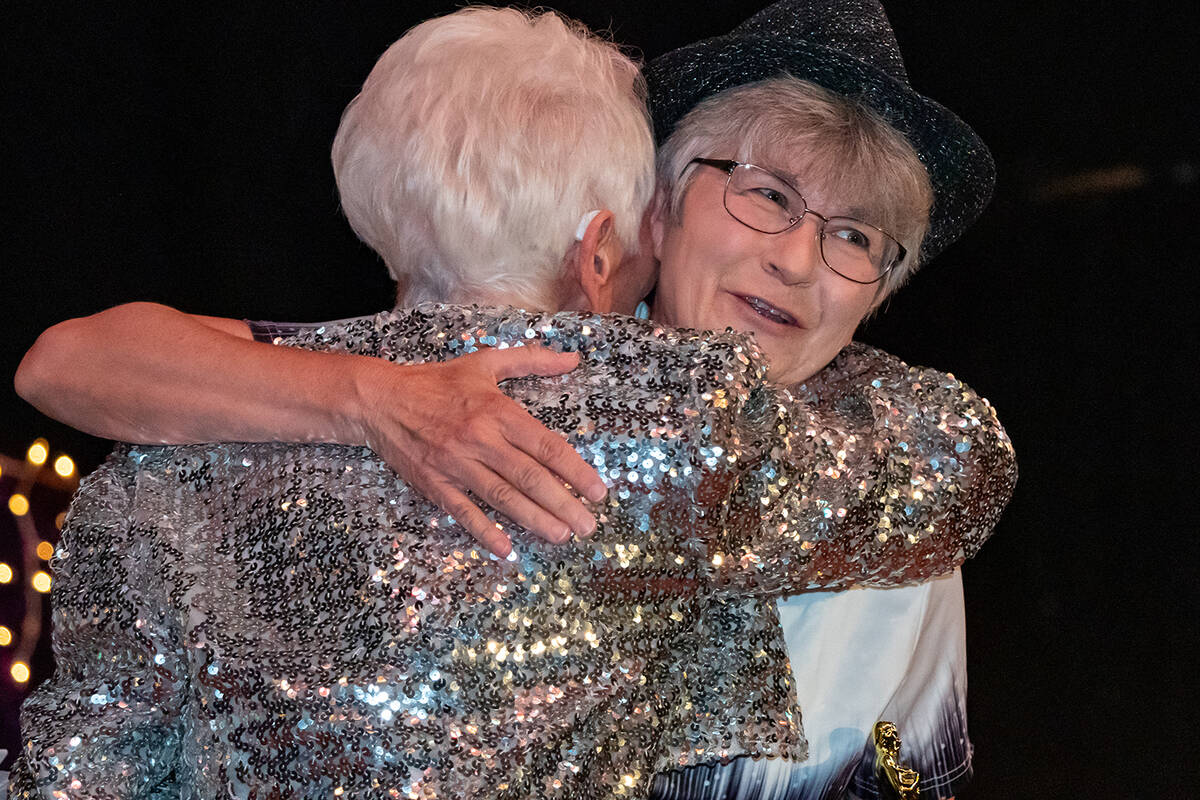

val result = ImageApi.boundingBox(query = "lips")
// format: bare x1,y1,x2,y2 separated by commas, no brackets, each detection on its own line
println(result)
736,294,799,327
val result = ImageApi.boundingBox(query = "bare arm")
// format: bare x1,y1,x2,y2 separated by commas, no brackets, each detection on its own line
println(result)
14,302,606,555
16,302,359,446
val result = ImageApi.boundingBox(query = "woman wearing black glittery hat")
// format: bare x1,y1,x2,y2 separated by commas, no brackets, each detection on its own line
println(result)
645,0,995,264
643,2,999,798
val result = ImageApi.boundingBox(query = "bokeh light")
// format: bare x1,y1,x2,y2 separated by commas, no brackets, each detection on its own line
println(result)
11,661,31,683
32,571,52,593
0,626,11,646
37,541,56,561
54,455,76,478
8,494,30,516
0,563,11,583
27,439,49,466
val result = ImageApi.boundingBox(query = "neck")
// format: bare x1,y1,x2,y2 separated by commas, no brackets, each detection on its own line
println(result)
456,288,556,312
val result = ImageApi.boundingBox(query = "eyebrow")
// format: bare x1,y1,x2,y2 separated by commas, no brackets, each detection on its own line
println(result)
759,160,883,223
840,205,877,220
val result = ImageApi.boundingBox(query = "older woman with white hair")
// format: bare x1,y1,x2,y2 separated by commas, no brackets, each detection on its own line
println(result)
14,2,1014,799
329,6,656,314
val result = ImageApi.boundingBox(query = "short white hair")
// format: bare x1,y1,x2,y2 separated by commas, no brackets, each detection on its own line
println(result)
657,77,933,300
332,7,655,307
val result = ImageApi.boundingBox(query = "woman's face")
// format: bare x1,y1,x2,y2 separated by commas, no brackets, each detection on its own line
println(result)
650,159,882,386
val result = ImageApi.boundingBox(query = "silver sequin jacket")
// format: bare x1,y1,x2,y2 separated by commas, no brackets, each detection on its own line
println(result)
10,305,1015,800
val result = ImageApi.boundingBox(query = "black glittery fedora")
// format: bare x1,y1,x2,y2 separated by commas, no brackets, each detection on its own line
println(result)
644,0,995,261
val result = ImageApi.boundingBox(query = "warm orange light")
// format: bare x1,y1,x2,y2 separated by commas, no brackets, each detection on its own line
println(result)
36,541,55,561
0,563,11,583
53,455,76,478
0,626,11,646
32,571,52,593
27,439,49,466
10,661,30,683
55,511,67,530
8,494,30,516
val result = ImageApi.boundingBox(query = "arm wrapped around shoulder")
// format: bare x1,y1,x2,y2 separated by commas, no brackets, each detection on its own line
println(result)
713,342,1017,596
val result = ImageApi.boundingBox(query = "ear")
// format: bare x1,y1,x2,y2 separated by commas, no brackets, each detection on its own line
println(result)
573,209,622,313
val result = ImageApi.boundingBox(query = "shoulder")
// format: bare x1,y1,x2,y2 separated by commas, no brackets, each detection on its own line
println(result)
802,342,1012,438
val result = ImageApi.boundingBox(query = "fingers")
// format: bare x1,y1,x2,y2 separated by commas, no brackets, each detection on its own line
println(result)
425,481,514,559
456,460,577,544
502,415,607,504
476,344,581,381
368,346,609,553
475,442,598,538
427,455,580,557
465,347,607,503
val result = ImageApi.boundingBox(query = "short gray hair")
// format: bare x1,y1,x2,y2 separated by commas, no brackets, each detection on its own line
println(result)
332,7,655,307
656,77,933,300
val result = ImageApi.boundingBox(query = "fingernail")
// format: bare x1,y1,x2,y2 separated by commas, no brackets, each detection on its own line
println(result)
586,484,607,503
575,517,597,538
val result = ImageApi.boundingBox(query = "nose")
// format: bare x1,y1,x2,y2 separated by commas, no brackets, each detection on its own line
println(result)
763,214,825,285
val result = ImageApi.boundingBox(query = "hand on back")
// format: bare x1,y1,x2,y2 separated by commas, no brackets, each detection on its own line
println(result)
355,345,607,557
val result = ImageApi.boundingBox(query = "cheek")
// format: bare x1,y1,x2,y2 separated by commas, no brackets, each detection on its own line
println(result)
656,229,718,324
658,258,703,327
655,190,762,328
778,286,875,383
824,276,877,325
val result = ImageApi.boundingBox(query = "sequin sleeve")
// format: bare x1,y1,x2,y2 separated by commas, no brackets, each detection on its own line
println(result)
268,310,1015,596
244,316,375,345
8,451,187,799
713,342,1017,595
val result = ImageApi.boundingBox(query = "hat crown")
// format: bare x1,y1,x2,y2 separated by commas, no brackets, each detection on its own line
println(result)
646,0,996,261
734,0,909,85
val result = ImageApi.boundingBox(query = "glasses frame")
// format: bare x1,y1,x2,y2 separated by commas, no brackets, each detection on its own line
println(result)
686,158,907,285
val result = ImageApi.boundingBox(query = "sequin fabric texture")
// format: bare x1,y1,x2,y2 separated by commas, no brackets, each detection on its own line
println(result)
11,305,1015,800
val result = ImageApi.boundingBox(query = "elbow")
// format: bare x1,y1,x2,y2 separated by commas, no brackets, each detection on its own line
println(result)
979,405,1019,513
14,302,164,412
15,320,78,410
956,418,1018,560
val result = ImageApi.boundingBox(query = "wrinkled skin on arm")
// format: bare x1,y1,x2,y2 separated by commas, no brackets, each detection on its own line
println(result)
14,302,606,554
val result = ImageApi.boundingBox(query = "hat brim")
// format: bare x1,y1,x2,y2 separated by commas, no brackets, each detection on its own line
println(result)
646,33,995,262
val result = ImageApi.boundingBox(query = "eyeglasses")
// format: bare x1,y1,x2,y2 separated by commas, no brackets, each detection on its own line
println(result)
687,158,906,285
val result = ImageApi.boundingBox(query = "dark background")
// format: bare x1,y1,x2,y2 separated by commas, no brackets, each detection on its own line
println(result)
3,2,1197,796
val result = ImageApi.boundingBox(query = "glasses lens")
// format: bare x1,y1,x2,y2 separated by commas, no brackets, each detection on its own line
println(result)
724,164,804,234
821,218,901,283
714,160,902,284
